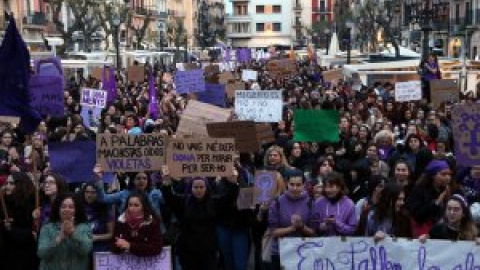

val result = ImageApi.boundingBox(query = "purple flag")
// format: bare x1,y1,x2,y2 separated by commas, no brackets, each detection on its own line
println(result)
101,66,107,91
225,48,231,62
48,141,96,183
148,73,159,119
107,66,117,106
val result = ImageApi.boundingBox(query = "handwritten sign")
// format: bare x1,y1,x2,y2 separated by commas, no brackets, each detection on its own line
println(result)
166,138,235,178
48,141,96,183
254,171,277,203
30,75,65,118
81,88,107,108
91,67,104,81
196,84,226,107
322,69,343,83
175,69,206,94
207,121,274,152
97,134,167,172
394,80,422,102
280,237,480,270
0,116,20,130
176,100,231,137
95,246,172,270
267,59,296,79
242,69,258,82
235,90,283,122
452,104,480,166
127,66,145,82
430,79,460,108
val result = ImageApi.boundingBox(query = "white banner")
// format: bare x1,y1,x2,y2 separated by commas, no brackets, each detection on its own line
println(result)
242,69,258,82
280,237,480,270
81,88,107,108
235,90,282,122
94,246,172,270
395,80,422,102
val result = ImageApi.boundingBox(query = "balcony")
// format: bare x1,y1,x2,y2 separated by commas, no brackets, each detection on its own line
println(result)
227,31,252,38
226,13,252,22
23,12,47,28
314,7,332,14
293,5,302,13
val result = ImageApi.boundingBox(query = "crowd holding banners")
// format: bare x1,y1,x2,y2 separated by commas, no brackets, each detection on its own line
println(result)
1,13,480,270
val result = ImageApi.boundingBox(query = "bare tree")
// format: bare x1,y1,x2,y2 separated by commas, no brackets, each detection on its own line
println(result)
333,0,354,51
125,9,154,49
354,0,380,53
96,1,130,51
375,0,402,58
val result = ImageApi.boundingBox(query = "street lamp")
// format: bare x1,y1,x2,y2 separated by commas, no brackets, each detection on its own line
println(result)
345,20,354,64
112,14,121,70
404,0,449,58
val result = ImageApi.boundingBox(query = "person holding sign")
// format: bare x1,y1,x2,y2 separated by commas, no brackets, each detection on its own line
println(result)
419,195,479,244
0,172,39,270
37,193,93,270
111,192,163,256
160,165,239,270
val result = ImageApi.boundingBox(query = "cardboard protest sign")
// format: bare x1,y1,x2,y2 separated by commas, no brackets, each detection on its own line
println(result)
184,63,200,70
204,65,220,84
219,72,235,84
235,90,283,122
255,123,276,145
281,237,480,270
0,116,20,131
81,88,107,108
30,75,65,118
254,171,277,203
175,69,206,94
322,69,343,84
127,65,145,82
48,141,96,183
196,84,226,107
242,69,258,82
166,138,235,177
294,110,339,142
430,79,459,108
226,81,245,99
177,100,231,136
95,246,172,270
394,80,422,102
267,59,296,79
97,134,167,172
237,187,256,210
91,67,104,81
451,104,480,166
207,121,274,152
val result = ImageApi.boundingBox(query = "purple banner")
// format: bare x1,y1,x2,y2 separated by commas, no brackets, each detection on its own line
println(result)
174,69,206,94
81,106,102,128
29,75,65,118
48,141,96,183
452,104,480,166
34,57,63,77
197,84,226,107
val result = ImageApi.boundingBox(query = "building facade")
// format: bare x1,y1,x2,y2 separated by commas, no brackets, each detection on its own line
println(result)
226,0,294,48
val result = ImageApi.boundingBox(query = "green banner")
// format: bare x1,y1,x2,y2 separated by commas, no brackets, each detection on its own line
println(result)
293,110,340,142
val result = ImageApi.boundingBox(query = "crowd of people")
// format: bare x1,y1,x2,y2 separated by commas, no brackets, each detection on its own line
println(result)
0,52,480,270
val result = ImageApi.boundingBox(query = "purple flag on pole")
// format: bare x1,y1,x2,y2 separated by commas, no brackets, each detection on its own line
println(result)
148,73,159,119
101,66,107,91
107,66,117,106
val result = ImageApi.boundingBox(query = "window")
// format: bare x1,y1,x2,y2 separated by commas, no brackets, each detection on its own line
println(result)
273,5,281,13
273,23,281,32
256,5,265,13
319,1,326,12
256,23,265,32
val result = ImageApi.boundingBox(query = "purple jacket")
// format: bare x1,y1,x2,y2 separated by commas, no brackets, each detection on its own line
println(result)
268,192,316,255
313,195,358,236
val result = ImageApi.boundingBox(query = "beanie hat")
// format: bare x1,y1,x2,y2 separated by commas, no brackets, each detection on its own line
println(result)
424,160,450,177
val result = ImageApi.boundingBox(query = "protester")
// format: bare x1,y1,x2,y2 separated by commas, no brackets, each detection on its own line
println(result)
314,172,358,237
33,173,69,228
37,193,92,270
0,172,38,270
80,183,114,252
160,167,239,270
266,169,316,269
111,192,163,256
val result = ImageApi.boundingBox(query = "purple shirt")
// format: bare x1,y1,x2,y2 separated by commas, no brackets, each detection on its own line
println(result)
313,195,358,236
